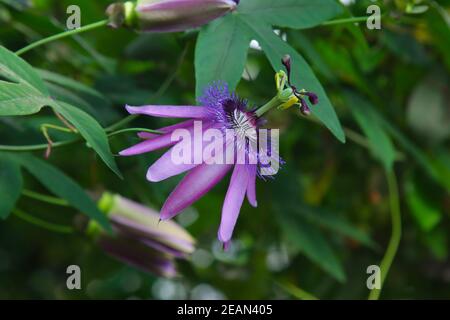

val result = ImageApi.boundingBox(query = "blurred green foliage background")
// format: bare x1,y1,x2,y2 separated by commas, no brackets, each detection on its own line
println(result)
0,0,449,299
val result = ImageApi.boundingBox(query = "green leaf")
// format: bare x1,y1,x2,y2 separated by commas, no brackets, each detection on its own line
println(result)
0,45,48,94
0,46,53,116
344,92,396,171
46,82,98,117
423,228,448,260
375,112,444,188
52,101,122,179
296,204,376,249
37,68,108,103
15,153,111,232
0,82,53,116
195,14,252,98
238,0,342,29
279,214,346,282
0,155,23,219
405,177,441,232
242,18,345,142
0,47,120,177
271,167,346,282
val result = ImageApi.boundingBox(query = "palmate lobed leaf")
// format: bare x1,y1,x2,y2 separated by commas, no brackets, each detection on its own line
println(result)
242,18,346,142
0,46,121,178
194,2,345,142
195,14,252,98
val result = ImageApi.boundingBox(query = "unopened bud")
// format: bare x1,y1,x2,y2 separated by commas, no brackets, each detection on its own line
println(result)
305,92,318,105
107,0,238,33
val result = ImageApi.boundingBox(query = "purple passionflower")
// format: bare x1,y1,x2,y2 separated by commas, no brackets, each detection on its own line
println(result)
107,0,239,32
84,192,195,278
119,58,318,248
119,84,272,248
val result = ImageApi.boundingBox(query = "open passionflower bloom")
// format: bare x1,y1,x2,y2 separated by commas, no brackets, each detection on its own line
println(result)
120,56,318,248
85,192,195,278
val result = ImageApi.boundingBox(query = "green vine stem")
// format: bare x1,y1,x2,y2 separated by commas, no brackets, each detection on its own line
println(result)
13,14,372,57
368,169,402,300
15,19,108,56
107,128,161,138
13,209,74,234
22,189,69,206
276,281,319,300
0,139,79,152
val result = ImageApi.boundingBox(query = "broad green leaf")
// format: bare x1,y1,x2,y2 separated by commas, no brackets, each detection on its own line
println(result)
0,82,53,116
0,155,22,219
46,83,98,116
344,92,396,171
0,46,53,116
0,45,48,94
242,18,345,142
15,153,111,232
52,101,122,179
37,69,108,102
238,0,342,29
0,46,120,177
195,14,252,98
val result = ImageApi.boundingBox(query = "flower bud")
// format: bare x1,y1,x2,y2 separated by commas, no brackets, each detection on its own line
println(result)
85,192,196,277
106,0,238,33
305,92,318,105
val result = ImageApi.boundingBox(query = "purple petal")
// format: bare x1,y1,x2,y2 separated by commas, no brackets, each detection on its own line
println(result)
126,105,208,119
136,0,237,33
146,147,198,182
218,165,249,243
98,235,178,278
246,165,257,207
119,132,177,156
147,122,217,182
160,163,233,220
120,120,209,156
138,119,196,139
